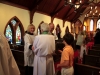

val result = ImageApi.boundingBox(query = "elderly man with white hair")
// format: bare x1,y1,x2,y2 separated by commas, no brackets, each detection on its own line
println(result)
32,23,55,75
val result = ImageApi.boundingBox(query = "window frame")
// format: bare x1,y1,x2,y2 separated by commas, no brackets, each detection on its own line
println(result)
4,16,24,45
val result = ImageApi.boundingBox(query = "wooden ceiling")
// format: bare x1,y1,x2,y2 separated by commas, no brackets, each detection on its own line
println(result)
0,0,100,23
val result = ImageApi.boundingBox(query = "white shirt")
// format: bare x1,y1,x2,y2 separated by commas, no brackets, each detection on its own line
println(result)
80,45,87,58
76,35,84,46
24,33,36,66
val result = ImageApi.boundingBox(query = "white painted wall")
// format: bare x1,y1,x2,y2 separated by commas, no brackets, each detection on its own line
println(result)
33,12,51,33
0,3,71,38
0,3,30,33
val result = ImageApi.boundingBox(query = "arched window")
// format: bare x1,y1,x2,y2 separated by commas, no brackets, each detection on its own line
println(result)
65,26,69,34
4,16,24,45
37,21,44,35
90,19,94,31
97,19,100,29
83,25,86,31
56,24,61,39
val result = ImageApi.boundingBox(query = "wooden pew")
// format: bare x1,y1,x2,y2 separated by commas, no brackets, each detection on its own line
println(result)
11,49,25,75
10,40,64,75
9,44,14,49
9,44,24,51
83,55,100,67
14,45,24,51
92,46,100,50
88,49,100,56
94,44,100,46
74,63,100,75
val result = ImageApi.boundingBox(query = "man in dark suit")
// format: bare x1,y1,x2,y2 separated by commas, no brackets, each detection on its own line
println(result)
94,28,100,44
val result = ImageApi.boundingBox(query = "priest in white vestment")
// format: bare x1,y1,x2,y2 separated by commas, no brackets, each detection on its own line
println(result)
24,24,36,75
33,23,55,75
0,33,20,75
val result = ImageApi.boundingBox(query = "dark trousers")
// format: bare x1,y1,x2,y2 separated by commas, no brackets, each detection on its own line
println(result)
57,33,61,39
76,45,81,50
25,66,33,75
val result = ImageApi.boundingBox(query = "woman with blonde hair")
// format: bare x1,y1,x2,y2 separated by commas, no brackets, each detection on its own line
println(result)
24,24,36,75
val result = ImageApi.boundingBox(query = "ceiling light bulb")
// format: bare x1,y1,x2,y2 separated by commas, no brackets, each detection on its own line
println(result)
69,0,72,2
87,14,88,17
95,6,97,9
80,0,82,3
85,15,87,17
96,10,98,13
91,6,92,10
90,11,92,13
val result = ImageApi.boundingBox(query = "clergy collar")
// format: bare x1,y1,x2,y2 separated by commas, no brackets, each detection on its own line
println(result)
42,31,48,34
27,32,34,35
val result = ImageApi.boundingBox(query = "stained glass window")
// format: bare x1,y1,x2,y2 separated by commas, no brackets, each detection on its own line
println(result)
5,25,12,44
97,19,100,29
11,19,17,26
5,16,24,45
37,21,44,35
16,26,21,44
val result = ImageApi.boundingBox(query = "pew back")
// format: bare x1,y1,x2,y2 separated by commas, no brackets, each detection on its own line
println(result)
11,49,25,75
83,55,100,67
92,46,100,50
75,63,100,75
88,49,100,56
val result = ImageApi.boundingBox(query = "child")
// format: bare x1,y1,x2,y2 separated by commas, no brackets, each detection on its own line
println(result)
74,46,80,63
79,40,87,63
57,33,74,75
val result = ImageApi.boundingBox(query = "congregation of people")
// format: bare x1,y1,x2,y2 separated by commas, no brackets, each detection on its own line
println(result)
1,21,100,75
74,28,100,64
23,22,100,75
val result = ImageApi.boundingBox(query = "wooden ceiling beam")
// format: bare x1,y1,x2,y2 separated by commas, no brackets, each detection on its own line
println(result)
0,0,29,10
29,0,43,24
71,4,87,22
40,0,48,11
30,0,43,11
30,10,35,24
71,1,91,22
72,14,80,23
63,7,75,21
64,0,90,21
50,5,65,17
63,0,78,21
50,0,62,16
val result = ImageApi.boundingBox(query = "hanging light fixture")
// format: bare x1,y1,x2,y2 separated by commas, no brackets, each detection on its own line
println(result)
68,0,81,9
67,0,81,5
64,0,94,10
84,0,100,18
65,0,94,9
